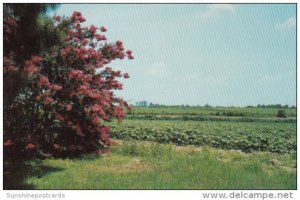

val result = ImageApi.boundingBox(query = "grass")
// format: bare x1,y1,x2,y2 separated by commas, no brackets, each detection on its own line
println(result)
4,141,296,189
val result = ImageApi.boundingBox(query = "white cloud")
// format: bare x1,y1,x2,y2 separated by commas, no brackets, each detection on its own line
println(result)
259,71,294,84
173,72,228,86
197,4,236,20
260,74,281,82
276,16,296,31
146,61,168,76
208,4,236,13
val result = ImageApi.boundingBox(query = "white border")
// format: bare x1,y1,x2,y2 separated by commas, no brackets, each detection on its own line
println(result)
0,1,299,200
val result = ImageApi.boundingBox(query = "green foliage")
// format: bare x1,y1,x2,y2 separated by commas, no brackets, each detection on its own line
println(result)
109,120,296,154
129,106,296,118
3,4,60,59
3,3,62,107
277,109,287,118
222,111,244,117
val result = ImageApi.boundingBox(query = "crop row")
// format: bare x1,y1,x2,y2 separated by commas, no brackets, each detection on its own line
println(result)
109,120,296,154
128,107,297,118
125,114,296,123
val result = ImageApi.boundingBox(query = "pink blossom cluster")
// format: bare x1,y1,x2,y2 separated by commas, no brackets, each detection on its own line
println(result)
5,11,134,154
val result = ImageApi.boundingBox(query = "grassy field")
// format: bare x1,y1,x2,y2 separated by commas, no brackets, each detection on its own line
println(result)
4,141,296,189
4,106,297,189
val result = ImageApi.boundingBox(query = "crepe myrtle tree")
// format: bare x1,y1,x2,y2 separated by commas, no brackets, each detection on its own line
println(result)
4,11,134,158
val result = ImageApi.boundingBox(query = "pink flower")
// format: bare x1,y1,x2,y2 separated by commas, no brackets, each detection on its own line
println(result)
81,38,88,46
54,15,61,22
66,104,72,112
91,51,100,60
24,65,38,75
44,96,52,104
100,26,107,32
92,104,102,113
90,25,97,34
91,115,99,125
69,69,84,79
69,91,76,97
106,139,111,146
79,16,86,23
84,74,93,82
76,125,85,137
114,106,125,118
116,40,123,46
71,11,85,22
25,143,35,150
53,144,60,150
68,70,77,79
73,37,80,42
52,84,62,91
119,53,125,59
103,59,109,64
128,55,134,60
43,97,54,105
97,126,110,142
35,95,41,101
60,47,70,58
4,17,17,27
79,85,89,94
126,50,132,55
113,82,123,89
95,34,106,41
73,48,80,55
72,11,81,18
4,64,17,73
31,56,42,63
123,73,130,79
25,60,33,66
67,121,73,127
4,139,14,147
115,70,121,76
96,149,102,155
117,45,124,51
100,132,109,142
38,76,51,88
54,112,64,122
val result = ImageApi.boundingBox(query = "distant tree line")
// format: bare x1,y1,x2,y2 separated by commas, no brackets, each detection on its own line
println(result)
135,100,148,107
247,104,296,109
134,101,296,109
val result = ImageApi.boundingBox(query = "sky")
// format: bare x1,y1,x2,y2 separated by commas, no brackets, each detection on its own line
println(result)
50,4,296,107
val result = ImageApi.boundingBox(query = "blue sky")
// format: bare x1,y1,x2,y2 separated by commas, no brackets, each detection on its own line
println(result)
51,4,296,106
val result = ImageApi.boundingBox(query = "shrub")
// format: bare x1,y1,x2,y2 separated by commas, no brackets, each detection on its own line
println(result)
277,110,287,118
4,11,134,158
